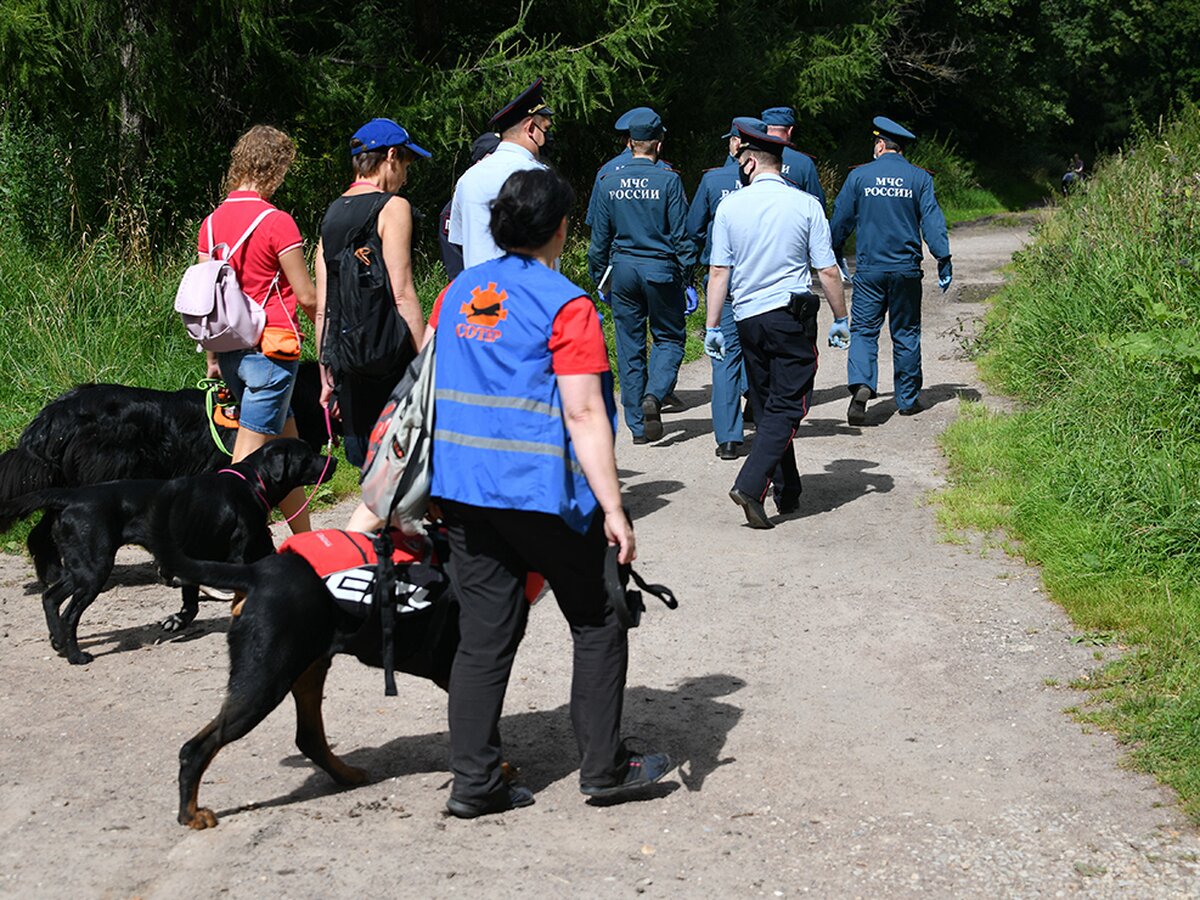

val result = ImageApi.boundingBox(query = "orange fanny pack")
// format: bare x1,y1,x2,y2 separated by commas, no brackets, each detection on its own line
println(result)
260,326,301,361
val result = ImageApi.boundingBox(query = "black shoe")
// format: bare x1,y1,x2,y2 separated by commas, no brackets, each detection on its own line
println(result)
661,391,685,412
632,434,649,445
641,395,663,441
446,785,535,819
715,441,740,460
775,486,802,514
847,384,871,426
729,488,774,529
898,399,924,416
580,752,673,799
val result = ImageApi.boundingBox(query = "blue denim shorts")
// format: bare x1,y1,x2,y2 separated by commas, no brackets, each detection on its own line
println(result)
218,350,298,436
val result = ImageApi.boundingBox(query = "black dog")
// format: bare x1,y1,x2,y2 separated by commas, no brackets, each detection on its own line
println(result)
160,532,458,829
0,438,334,665
0,361,332,507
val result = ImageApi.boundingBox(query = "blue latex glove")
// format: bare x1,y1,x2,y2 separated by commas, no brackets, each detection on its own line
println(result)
684,286,699,315
828,316,850,349
597,289,610,306
937,257,953,292
704,327,726,361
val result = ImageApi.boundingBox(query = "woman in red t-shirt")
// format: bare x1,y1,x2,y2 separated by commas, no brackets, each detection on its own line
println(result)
198,125,318,532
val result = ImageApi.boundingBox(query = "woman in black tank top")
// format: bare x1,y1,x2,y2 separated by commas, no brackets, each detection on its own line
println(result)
314,118,430,481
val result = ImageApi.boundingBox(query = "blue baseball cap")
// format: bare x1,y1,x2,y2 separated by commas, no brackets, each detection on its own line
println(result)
350,118,431,158
761,106,796,126
626,108,665,140
721,116,766,139
872,116,917,143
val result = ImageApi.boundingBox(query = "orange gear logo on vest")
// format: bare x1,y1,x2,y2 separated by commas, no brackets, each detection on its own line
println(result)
456,282,508,343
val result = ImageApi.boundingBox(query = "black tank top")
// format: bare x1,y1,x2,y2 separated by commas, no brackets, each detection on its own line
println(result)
320,192,393,289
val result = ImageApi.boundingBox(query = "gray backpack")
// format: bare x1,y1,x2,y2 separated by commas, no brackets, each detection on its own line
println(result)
174,210,276,352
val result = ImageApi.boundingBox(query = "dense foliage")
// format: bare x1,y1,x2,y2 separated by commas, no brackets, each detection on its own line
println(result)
939,102,1200,815
2,0,1197,255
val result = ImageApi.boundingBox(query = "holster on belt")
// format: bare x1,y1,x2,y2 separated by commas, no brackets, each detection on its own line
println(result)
788,292,820,341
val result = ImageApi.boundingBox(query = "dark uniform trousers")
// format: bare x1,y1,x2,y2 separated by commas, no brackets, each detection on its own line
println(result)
610,259,686,435
847,271,924,410
440,500,628,804
734,303,819,504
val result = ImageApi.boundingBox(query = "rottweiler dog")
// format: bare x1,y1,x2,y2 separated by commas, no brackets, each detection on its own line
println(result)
0,438,334,665
157,530,460,829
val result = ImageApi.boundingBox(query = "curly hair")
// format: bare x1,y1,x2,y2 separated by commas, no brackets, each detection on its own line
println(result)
225,125,296,197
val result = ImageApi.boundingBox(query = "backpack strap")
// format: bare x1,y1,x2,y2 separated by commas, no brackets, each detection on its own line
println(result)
225,208,278,260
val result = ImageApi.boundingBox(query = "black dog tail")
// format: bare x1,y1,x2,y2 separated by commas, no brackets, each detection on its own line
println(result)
0,485,75,533
0,447,61,514
152,536,262,596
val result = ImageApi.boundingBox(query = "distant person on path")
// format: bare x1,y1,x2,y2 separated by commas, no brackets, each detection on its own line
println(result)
830,116,951,425
448,78,551,269
705,123,848,529
1061,152,1085,196
760,106,827,209
685,116,763,461
429,168,671,817
438,132,501,280
587,108,695,444
315,117,429,469
198,124,317,533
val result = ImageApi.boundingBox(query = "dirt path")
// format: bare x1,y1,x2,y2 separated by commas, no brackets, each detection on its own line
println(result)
3,219,1199,898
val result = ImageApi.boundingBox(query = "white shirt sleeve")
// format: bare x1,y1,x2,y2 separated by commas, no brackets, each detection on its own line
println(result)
448,178,464,245
806,206,837,270
710,205,735,267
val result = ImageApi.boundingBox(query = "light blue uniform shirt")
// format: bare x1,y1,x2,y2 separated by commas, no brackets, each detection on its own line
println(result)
448,142,545,269
710,173,836,321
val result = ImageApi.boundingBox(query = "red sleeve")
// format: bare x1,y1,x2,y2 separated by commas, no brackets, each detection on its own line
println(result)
266,210,303,258
196,215,210,255
549,296,610,375
428,283,452,330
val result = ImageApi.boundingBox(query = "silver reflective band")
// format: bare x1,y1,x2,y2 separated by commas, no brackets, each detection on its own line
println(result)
434,428,585,477
436,388,561,418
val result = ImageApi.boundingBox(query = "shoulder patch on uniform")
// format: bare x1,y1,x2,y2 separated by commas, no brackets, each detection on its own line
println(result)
702,166,723,173
659,160,678,172
781,174,802,189
800,150,817,161
846,162,870,171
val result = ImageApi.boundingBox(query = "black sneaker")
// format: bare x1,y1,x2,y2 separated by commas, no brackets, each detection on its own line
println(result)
632,434,649,445
898,399,924,416
847,384,870,426
446,785,535,819
580,752,673,799
641,395,663,441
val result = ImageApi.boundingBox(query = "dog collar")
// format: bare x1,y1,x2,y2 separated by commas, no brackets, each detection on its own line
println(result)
218,468,270,513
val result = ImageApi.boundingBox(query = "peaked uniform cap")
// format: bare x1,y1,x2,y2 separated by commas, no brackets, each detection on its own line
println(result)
615,107,655,131
626,108,665,140
872,116,917,143
721,116,766,139
489,78,554,132
761,106,796,126
735,122,792,155
470,132,501,164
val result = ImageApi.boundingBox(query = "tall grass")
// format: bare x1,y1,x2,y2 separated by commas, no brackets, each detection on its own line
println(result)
938,103,1200,815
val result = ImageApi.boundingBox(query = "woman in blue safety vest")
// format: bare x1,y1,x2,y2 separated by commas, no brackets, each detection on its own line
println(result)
429,167,672,818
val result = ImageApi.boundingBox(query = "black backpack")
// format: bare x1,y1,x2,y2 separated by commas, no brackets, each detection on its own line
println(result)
324,193,413,381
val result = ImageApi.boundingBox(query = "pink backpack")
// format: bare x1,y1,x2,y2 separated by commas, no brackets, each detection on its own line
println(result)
174,210,276,352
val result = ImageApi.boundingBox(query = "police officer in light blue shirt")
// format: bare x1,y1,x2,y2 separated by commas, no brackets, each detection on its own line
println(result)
685,116,763,460
761,107,826,209
449,79,552,268
588,108,695,444
829,116,951,424
705,122,848,529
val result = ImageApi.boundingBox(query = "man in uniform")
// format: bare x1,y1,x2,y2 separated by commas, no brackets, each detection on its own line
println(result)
685,116,764,460
829,116,952,424
761,106,826,209
439,132,501,280
705,123,848,529
587,109,695,444
449,78,552,269
585,107,677,228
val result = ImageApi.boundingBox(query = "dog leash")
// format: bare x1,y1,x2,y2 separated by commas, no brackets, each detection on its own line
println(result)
275,407,336,526
199,378,237,457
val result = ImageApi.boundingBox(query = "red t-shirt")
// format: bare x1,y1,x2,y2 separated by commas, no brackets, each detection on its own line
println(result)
428,288,609,375
197,190,304,333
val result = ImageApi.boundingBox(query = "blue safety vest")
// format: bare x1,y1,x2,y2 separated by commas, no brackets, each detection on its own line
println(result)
431,254,608,533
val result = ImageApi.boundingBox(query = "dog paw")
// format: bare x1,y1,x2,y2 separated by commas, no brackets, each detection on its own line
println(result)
160,613,188,632
67,650,94,665
184,808,219,829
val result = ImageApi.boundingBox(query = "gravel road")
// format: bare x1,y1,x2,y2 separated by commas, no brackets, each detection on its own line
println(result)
2,218,1198,898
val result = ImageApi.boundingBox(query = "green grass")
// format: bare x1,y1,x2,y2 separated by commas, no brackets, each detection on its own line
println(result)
937,102,1200,817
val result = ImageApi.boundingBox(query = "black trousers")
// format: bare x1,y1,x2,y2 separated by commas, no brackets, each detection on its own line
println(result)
734,306,818,502
439,500,629,803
